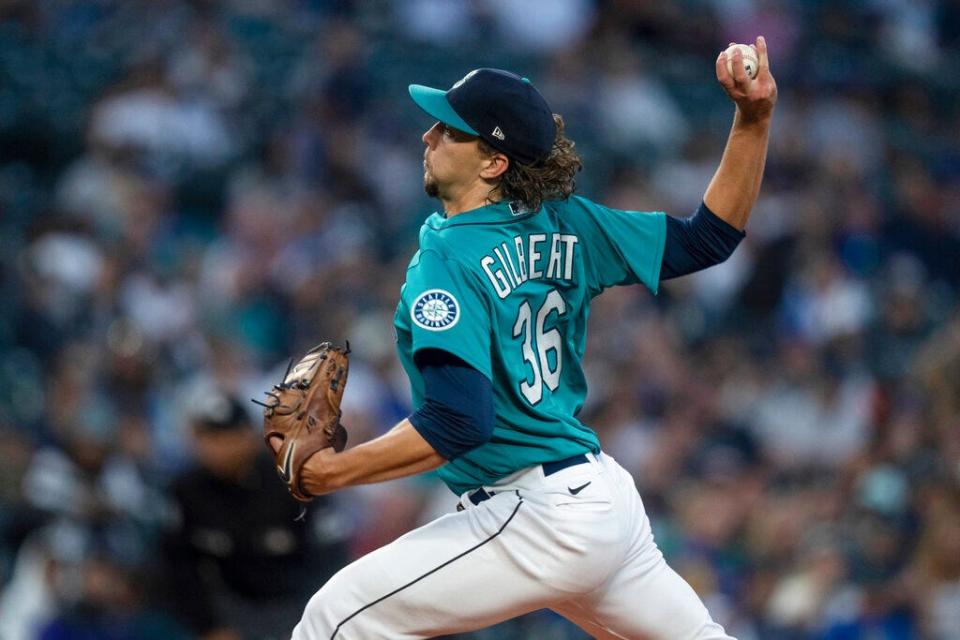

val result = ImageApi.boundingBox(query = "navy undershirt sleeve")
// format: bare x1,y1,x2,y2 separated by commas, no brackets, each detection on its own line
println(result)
408,349,494,461
660,201,746,280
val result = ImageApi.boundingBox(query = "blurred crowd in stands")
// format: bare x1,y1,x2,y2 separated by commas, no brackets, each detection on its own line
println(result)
1,1,959,638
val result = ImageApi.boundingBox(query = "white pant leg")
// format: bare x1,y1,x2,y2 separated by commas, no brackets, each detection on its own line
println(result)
552,455,735,640
292,480,622,640
293,452,721,640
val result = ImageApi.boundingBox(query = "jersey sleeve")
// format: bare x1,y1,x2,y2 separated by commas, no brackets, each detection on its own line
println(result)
401,249,493,380
571,196,667,296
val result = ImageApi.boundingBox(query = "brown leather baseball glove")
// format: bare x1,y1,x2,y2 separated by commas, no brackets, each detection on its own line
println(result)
257,342,349,502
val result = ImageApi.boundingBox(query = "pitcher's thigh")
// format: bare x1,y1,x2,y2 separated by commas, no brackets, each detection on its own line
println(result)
553,555,734,640
293,493,562,640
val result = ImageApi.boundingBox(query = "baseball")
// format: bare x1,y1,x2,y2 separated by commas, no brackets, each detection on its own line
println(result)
724,43,759,80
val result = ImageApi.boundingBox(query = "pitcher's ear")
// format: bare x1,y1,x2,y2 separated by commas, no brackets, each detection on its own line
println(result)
480,152,509,180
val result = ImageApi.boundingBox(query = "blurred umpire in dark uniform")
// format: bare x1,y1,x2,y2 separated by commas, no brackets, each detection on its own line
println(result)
162,393,347,640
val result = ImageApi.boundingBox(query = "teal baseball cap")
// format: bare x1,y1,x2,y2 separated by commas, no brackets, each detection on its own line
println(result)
409,68,556,166
408,85,479,136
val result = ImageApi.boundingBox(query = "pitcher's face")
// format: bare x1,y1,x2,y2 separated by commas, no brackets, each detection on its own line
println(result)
421,122,485,199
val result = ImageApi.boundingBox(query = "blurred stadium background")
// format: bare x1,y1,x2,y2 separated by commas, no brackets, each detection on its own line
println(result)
1,1,959,639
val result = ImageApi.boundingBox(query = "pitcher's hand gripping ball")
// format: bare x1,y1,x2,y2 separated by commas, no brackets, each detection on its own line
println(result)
258,342,349,502
724,43,759,79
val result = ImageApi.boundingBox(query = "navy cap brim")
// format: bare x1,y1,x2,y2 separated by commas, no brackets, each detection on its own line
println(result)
408,85,479,136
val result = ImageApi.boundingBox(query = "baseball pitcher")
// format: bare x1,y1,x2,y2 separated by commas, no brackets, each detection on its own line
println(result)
266,37,776,639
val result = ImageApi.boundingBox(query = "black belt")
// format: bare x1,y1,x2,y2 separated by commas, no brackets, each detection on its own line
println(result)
466,453,590,506
542,453,591,477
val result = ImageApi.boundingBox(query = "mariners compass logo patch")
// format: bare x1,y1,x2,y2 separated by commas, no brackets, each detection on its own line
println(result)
412,289,460,331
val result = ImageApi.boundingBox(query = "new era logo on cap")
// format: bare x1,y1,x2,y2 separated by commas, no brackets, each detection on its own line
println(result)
492,126,505,140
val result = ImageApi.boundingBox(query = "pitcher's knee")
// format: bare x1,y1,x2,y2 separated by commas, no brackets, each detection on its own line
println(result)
293,587,346,640
690,620,736,640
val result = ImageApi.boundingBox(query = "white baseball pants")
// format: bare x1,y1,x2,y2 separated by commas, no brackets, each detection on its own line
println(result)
292,452,734,640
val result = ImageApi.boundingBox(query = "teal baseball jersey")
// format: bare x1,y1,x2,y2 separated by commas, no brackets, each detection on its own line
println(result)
394,195,666,495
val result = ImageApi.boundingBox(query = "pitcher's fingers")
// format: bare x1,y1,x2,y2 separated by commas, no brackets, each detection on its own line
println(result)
731,47,749,85
716,51,735,90
757,35,770,72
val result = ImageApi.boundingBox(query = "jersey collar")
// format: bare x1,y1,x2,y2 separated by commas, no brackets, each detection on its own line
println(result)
426,201,539,228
